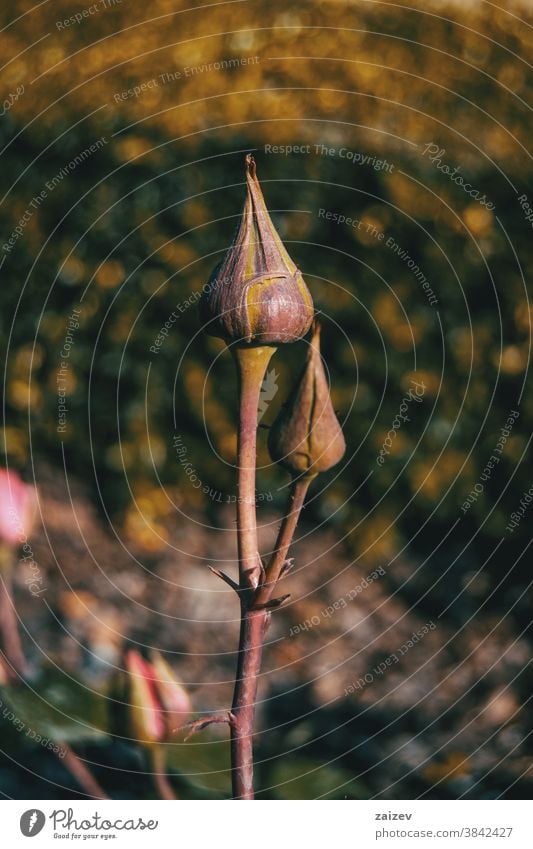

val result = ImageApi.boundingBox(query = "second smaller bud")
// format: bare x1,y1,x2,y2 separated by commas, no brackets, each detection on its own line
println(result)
268,322,346,478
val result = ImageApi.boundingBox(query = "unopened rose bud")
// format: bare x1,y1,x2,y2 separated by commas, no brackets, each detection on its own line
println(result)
200,155,314,345
120,649,191,747
268,323,346,477
0,469,37,551
150,651,192,727
124,650,164,747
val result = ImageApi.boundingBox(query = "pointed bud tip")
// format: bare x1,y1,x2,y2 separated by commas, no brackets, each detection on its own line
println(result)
245,153,257,180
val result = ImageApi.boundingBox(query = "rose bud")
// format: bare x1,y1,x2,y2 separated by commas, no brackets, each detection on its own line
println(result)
150,651,192,727
0,469,37,550
268,322,346,477
121,649,191,747
200,154,314,345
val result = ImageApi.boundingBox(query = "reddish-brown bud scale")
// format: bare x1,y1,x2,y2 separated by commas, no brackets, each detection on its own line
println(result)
200,155,314,345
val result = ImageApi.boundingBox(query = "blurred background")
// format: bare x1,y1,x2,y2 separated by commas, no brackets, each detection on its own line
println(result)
0,0,531,799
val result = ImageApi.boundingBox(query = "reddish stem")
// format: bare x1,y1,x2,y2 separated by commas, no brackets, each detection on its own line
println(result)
230,606,270,799
232,346,275,592
230,345,274,799
229,478,311,797
57,743,109,799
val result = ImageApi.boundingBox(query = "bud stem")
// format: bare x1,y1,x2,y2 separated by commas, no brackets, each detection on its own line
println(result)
254,475,313,608
232,346,276,592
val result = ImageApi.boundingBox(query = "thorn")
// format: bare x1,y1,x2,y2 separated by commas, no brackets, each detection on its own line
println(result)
242,566,261,585
180,714,232,741
207,566,240,593
280,557,295,577
254,593,291,610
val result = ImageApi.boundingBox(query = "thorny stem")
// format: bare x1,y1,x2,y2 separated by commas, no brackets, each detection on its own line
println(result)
150,745,177,800
229,348,314,799
57,743,109,799
254,475,313,608
230,344,274,800
230,605,270,800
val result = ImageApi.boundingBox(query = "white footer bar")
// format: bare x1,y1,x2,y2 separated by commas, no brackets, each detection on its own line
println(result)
4,799,530,848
